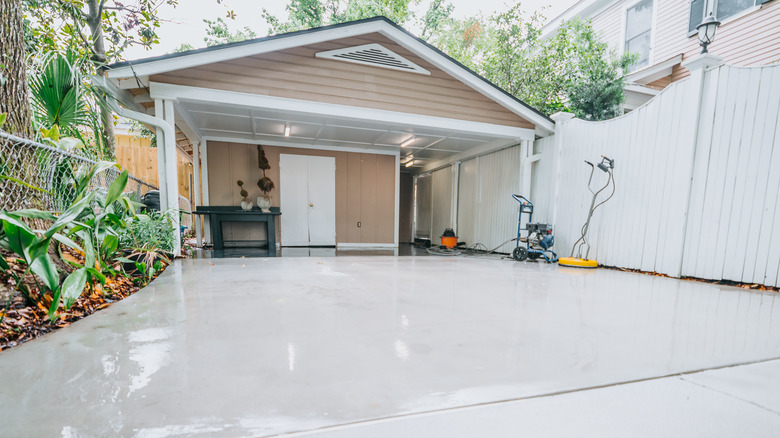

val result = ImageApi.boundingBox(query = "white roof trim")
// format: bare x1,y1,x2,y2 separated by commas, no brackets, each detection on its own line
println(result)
316,43,430,75
624,83,661,96
625,54,683,85
107,20,553,135
149,82,536,141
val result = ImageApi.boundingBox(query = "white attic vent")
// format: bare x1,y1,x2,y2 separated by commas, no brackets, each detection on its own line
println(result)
316,43,430,75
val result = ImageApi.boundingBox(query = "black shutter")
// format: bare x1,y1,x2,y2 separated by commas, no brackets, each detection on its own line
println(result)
689,0,705,34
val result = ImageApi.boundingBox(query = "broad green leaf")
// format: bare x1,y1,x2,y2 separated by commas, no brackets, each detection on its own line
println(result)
2,221,36,262
11,209,57,221
77,229,96,269
41,125,61,141
61,268,88,309
48,287,62,321
0,113,6,128
52,233,83,253
0,255,8,270
45,194,93,238
85,267,106,285
27,237,51,263
57,137,84,153
101,234,119,258
0,213,36,233
31,255,59,292
105,170,128,205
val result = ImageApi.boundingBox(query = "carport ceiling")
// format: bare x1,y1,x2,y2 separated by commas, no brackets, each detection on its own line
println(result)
180,100,515,169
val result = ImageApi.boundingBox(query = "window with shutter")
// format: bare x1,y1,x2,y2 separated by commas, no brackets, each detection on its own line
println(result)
689,0,766,36
689,0,706,33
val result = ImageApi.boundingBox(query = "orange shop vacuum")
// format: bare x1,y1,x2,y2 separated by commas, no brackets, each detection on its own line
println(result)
440,228,458,248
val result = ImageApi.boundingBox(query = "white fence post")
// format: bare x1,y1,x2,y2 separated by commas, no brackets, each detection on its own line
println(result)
548,112,574,229
677,53,724,277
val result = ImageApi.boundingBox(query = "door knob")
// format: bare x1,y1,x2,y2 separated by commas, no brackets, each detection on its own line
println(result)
309,203,314,207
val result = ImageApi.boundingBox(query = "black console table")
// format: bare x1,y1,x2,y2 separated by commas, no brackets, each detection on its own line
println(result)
194,206,281,255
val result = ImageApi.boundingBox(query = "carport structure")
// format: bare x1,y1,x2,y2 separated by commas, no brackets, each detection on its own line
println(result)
97,17,553,252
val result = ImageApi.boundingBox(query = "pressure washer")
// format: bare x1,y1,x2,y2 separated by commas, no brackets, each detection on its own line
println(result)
511,195,557,263
558,155,615,268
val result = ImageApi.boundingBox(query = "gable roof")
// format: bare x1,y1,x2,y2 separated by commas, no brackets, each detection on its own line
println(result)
106,16,554,134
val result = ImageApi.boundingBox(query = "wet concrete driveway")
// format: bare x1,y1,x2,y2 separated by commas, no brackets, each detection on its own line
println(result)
1,256,779,437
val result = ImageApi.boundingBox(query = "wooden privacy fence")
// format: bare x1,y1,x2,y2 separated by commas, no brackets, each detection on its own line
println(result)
532,62,780,287
115,134,193,201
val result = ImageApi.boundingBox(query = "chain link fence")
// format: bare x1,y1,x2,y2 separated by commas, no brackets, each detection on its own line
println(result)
0,130,158,212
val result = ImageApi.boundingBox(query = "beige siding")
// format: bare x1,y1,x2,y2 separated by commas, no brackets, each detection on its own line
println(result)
151,33,534,129
586,0,780,84
206,141,396,245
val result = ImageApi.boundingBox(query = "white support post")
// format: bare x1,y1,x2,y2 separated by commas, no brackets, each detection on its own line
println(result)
153,99,168,211
451,161,460,234
201,139,211,244
394,151,400,248
548,112,575,226
161,99,181,255
411,175,417,241
193,140,202,247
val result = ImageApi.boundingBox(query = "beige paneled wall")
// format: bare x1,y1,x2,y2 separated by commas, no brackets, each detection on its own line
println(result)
206,141,396,245
151,32,535,129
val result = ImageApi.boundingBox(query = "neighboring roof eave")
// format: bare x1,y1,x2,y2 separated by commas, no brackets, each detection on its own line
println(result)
625,54,683,85
105,16,554,134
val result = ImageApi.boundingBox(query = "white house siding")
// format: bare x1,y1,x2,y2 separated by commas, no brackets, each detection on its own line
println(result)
582,0,780,83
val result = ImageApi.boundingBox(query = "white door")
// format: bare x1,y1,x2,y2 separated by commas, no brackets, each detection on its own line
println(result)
280,154,336,246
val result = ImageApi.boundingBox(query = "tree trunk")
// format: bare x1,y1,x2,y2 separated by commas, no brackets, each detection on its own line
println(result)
0,0,33,138
86,0,116,159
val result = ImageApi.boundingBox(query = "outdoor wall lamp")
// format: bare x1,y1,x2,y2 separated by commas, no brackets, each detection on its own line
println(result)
696,13,721,54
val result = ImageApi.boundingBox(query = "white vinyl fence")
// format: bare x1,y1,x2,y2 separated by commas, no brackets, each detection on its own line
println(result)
536,62,780,287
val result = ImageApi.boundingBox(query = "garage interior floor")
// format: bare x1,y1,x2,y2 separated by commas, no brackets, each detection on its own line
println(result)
1,256,779,437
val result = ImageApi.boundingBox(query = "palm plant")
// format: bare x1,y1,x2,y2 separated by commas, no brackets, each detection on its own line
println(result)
29,50,90,139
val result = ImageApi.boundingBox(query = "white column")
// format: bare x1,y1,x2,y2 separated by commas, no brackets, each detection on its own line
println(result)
201,139,211,244
411,175,417,241
394,151,400,248
548,112,575,226
161,99,181,255
193,140,202,247
450,161,460,234
153,99,168,211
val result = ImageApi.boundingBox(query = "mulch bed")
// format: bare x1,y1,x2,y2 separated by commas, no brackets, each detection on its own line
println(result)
0,249,166,351
602,265,780,292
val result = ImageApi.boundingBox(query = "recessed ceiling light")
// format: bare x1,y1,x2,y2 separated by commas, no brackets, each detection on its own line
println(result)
284,124,291,137
400,137,415,148
404,160,415,168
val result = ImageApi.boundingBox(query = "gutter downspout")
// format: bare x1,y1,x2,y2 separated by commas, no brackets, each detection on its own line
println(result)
94,77,182,255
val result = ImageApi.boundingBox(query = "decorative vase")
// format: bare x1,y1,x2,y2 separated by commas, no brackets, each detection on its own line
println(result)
240,200,253,211
257,196,272,213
